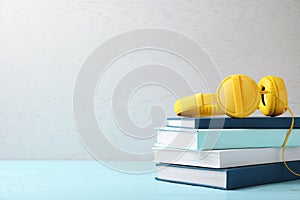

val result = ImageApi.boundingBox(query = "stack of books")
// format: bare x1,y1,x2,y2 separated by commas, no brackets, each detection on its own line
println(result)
154,117,300,189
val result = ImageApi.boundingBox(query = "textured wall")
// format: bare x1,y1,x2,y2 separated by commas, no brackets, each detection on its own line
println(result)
0,0,299,159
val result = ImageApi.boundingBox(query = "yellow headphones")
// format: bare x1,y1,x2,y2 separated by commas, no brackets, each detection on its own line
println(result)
174,74,288,118
174,74,299,176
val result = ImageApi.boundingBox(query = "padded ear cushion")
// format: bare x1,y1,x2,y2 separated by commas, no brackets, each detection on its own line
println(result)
258,76,288,116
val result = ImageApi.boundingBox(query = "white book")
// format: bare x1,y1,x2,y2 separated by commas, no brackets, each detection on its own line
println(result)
153,147,300,168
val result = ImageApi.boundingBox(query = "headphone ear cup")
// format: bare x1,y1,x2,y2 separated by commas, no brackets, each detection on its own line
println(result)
258,76,288,116
216,74,260,118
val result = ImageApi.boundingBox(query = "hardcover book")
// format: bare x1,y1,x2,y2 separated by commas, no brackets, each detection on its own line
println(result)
154,147,300,168
167,117,300,129
156,161,300,190
156,127,300,150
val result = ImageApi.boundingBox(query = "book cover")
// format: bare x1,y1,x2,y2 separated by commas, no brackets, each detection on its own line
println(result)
156,161,300,190
167,117,300,129
155,127,300,150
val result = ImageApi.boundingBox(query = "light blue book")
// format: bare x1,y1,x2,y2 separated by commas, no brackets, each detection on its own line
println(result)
155,127,300,150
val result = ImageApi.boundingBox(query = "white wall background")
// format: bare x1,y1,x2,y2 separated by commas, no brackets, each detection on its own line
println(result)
0,0,299,159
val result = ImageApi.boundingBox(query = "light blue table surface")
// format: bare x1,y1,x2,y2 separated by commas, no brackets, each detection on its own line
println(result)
1,161,300,200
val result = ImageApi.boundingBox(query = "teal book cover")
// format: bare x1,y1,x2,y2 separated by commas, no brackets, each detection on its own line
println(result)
199,129,300,150
156,127,300,150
